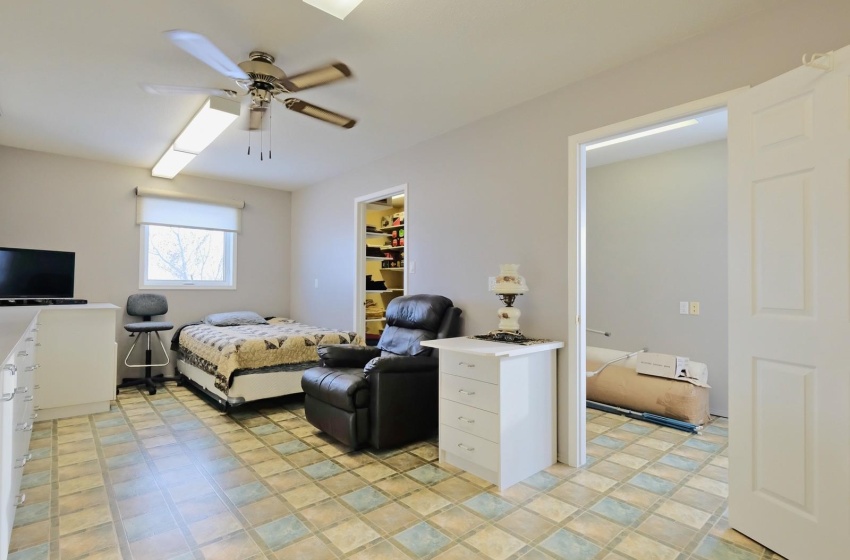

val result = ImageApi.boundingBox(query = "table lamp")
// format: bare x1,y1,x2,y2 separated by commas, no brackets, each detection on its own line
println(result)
490,264,528,337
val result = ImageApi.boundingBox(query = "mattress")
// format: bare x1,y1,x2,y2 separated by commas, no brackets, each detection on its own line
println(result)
176,317,362,397
586,346,711,425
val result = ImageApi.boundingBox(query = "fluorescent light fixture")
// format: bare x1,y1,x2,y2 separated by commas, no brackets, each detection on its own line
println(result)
151,145,196,179
151,96,240,179
586,118,699,151
303,0,364,20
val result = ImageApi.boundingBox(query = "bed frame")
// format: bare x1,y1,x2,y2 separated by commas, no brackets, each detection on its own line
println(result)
176,357,307,411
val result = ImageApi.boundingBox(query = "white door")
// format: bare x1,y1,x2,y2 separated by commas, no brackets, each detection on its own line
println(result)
728,46,850,558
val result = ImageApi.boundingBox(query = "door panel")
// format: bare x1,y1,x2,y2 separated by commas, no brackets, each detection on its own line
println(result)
729,45,850,559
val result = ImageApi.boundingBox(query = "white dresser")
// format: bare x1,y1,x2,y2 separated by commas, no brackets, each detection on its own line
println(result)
1,313,40,560
421,336,563,490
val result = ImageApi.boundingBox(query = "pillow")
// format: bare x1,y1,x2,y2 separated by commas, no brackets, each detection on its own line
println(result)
203,311,268,327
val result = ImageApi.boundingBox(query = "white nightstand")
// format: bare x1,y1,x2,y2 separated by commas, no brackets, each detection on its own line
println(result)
420,336,564,490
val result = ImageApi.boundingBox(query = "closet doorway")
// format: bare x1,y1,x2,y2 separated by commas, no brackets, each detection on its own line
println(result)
353,185,408,343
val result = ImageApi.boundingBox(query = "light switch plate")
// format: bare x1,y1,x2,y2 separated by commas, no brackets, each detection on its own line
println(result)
679,301,689,315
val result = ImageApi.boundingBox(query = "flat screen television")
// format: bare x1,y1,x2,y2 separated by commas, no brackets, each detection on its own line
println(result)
0,247,75,299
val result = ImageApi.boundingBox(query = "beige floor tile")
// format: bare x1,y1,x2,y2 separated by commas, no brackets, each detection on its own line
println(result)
187,510,243,545
566,512,624,546
464,525,526,560
644,463,689,483
8,519,50,552
589,460,636,481
283,482,331,510
239,447,278,465
116,491,168,520
524,494,578,523
430,506,486,537
128,528,190,560
323,518,381,554
607,452,649,470
274,535,338,560
58,486,109,516
319,471,367,495
615,531,679,560
549,480,601,507
57,522,118,560
251,458,293,478
300,498,354,530
655,500,712,530
637,514,697,549
433,544,490,559
496,508,554,541
401,488,451,516
365,502,420,534
238,495,291,526
199,530,262,560
375,474,424,497
686,474,729,498
58,473,104,497
570,470,618,493
354,462,398,482
609,484,660,510
266,469,310,493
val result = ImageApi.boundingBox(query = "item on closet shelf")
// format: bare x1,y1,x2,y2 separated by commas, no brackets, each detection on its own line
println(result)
392,211,405,226
366,225,380,233
365,276,386,290
380,216,392,228
366,246,384,258
392,238,399,247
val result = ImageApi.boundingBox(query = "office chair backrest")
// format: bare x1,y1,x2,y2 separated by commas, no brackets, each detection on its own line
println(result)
127,294,168,320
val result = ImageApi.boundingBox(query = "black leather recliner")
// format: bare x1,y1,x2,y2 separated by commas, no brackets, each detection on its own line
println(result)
301,294,461,449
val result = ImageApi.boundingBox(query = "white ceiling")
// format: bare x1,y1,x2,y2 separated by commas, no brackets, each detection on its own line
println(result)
0,1,779,190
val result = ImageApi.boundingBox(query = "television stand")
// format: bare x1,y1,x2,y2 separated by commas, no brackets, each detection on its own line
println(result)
0,298,88,306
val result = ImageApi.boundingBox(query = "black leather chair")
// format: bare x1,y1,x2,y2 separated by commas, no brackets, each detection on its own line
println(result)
117,294,179,395
302,294,461,449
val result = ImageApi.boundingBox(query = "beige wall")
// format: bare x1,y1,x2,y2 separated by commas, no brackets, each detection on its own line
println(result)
290,0,850,445
0,146,291,379
587,141,728,415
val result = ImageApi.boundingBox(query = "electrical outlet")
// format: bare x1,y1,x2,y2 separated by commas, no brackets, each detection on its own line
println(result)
679,301,689,315
689,301,700,315
489,277,496,291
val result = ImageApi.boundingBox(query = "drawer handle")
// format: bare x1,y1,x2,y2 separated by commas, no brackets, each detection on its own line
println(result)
23,395,33,402
26,364,40,371
17,350,29,357
15,453,32,468
31,412,38,420
458,361,476,368
15,386,29,394
457,443,475,452
16,422,33,432
15,494,26,506
458,416,475,424
458,389,476,396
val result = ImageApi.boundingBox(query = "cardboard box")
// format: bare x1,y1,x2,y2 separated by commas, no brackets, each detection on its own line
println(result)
636,353,689,380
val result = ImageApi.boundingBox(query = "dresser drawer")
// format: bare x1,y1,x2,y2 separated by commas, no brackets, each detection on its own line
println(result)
441,373,499,413
440,424,500,471
440,399,499,443
440,351,498,383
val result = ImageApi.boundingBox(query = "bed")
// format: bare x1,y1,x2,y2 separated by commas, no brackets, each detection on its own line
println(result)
173,314,362,410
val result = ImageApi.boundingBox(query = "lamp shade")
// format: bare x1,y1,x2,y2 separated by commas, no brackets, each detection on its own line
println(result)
492,264,528,294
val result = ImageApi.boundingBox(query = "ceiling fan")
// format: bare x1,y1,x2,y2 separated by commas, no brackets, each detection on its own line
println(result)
143,30,357,131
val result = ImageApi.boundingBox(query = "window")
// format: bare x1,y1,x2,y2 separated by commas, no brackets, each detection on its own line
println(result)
141,225,235,288
135,187,243,290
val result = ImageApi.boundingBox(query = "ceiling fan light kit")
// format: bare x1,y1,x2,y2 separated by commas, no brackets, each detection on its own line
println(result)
302,0,364,20
145,29,358,174
151,96,240,178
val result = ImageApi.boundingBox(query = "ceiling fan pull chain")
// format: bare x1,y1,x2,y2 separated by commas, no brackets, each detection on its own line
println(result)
269,104,272,160
247,129,251,156
260,125,264,161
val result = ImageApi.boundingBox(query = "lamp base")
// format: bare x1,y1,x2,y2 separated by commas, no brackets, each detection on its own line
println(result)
497,305,521,332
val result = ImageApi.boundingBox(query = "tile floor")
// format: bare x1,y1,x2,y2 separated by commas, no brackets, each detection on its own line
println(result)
8,385,783,559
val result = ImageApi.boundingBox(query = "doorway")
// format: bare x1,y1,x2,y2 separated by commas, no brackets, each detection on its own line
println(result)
563,89,743,467
354,185,408,341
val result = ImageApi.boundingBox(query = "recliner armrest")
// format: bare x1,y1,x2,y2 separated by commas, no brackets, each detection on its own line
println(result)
364,355,438,374
318,344,381,368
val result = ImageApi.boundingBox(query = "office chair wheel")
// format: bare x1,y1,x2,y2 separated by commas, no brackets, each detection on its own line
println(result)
149,387,156,395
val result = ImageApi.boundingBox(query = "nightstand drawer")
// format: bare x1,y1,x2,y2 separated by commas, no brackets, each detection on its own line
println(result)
440,399,499,443
441,351,498,383
440,424,499,471
441,373,499,413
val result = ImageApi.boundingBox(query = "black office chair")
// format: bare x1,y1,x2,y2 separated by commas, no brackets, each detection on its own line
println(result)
117,294,179,395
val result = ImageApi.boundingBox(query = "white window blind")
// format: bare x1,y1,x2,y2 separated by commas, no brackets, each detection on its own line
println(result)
135,187,244,232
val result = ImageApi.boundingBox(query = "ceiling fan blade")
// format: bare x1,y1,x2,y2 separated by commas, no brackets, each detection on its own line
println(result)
164,29,250,81
280,98,356,128
248,107,265,130
278,63,351,92
140,83,239,98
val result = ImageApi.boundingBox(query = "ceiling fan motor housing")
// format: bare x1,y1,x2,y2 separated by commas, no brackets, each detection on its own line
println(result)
238,52,287,90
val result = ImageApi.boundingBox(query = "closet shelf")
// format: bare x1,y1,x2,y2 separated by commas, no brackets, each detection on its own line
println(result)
379,224,405,233
380,245,405,251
